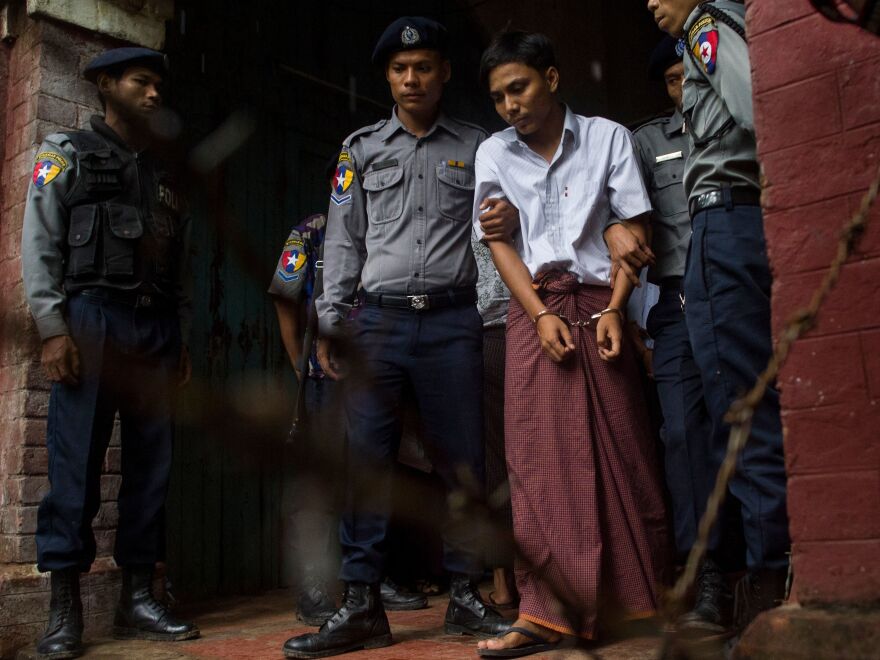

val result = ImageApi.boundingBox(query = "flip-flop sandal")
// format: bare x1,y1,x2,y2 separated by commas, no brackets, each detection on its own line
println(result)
488,592,521,608
477,626,561,658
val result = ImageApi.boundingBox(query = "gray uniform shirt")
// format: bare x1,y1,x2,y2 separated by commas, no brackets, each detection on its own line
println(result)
634,110,691,282
316,108,487,335
681,1,759,201
21,129,193,341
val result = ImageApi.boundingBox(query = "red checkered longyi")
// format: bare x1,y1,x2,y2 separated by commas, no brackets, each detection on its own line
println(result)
504,273,669,639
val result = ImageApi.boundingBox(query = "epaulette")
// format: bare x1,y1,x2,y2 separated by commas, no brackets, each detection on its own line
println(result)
342,119,388,148
633,111,674,134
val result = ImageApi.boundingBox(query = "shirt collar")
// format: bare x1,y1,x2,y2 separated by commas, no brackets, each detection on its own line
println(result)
381,106,459,141
496,104,579,150
665,109,685,137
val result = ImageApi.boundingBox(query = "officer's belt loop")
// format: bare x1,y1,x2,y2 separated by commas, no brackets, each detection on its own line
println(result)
722,184,734,211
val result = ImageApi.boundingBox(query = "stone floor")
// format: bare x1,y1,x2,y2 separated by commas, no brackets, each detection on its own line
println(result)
16,588,669,660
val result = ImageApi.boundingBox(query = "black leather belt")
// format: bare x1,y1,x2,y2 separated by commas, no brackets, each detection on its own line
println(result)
78,287,173,310
689,187,761,217
363,288,477,311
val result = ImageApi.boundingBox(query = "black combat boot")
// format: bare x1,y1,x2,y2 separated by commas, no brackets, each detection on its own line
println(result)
113,565,200,641
733,567,788,632
444,574,512,638
36,568,83,659
297,577,338,626
677,558,733,635
283,582,392,658
380,577,428,611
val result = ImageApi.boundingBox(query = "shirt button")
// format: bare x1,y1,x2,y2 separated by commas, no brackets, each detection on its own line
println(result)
418,206,423,212
414,272,420,277
416,239,422,245
418,174,423,179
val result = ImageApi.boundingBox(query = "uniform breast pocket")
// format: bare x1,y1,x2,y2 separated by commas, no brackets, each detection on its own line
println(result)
651,163,686,217
104,203,143,277
363,166,404,224
436,165,475,222
78,149,124,194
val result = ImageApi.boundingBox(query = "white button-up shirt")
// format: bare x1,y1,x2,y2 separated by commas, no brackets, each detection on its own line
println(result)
473,106,651,286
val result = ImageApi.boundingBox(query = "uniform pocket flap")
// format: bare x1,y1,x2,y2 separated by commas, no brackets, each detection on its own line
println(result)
107,203,143,239
363,166,403,192
436,166,475,191
653,164,683,189
68,205,98,247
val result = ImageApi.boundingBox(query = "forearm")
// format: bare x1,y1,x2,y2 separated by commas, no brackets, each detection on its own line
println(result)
273,299,304,370
609,217,649,310
486,241,545,320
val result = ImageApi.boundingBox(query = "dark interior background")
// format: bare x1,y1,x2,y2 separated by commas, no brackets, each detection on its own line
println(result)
159,0,671,601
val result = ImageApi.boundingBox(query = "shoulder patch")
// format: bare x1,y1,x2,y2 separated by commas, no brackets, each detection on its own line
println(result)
277,237,307,282
689,15,719,75
32,151,69,188
331,151,355,206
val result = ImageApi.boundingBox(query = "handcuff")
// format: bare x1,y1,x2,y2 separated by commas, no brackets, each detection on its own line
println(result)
533,307,624,330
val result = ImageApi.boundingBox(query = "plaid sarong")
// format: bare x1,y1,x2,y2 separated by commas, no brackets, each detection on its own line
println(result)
505,272,668,638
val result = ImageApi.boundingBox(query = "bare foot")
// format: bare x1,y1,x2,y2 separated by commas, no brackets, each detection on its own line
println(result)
476,618,561,652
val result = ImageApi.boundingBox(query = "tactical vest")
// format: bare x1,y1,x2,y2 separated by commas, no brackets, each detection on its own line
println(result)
62,130,184,297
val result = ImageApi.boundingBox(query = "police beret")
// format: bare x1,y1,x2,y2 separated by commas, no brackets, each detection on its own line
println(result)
83,47,168,83
371,16,448,65
647,35,683,81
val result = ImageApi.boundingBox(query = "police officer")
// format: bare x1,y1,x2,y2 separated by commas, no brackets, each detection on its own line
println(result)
634,36,728,633
647,0,791,630
282,16,511,658
269,183,428,624
21,48,198,658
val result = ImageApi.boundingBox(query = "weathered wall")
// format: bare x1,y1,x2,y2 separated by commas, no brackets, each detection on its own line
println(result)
748,0,880,606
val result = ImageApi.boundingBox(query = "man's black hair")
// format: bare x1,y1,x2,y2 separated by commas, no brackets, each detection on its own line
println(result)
479,31,558,89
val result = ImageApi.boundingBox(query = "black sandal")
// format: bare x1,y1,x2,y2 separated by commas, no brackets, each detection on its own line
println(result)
477,626,561,658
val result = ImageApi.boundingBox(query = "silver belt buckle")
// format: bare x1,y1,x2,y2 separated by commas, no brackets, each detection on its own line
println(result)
408,294,429,310
138,294,153,308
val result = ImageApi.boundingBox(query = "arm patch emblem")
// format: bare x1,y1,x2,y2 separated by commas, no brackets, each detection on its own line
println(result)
32,151,69,188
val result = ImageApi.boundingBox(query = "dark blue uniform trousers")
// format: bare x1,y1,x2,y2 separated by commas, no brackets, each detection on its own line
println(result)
647,281,714,562
683,205,790,571
340,303,485,584
36,293,180,572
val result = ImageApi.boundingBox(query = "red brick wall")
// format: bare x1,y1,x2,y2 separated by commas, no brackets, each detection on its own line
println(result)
748,0,880,606
0,17,128,656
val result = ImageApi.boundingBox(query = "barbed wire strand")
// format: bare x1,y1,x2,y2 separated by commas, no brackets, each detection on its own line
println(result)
660,161,880,656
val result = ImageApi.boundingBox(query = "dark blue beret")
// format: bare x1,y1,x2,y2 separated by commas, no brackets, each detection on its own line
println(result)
83,47,168,82
371,16,448,65
647,35,683,81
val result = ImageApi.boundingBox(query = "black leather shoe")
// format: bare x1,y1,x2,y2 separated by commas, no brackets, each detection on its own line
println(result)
677,559,733,635
113,565,200,641
36,568,83,659
283,582,392,658
380,577,428,611
733,567,787,631
444,575,511,638
298,580,338,626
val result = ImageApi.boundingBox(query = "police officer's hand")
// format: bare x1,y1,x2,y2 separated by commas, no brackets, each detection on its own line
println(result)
41,335,80,385
479,198,519,241
178,345,192,387
596,313,623,362
317,337,347,380
604,224,655,288
535,314,575,363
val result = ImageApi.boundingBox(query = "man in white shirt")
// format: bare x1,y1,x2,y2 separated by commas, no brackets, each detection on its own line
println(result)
472,31,668,657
